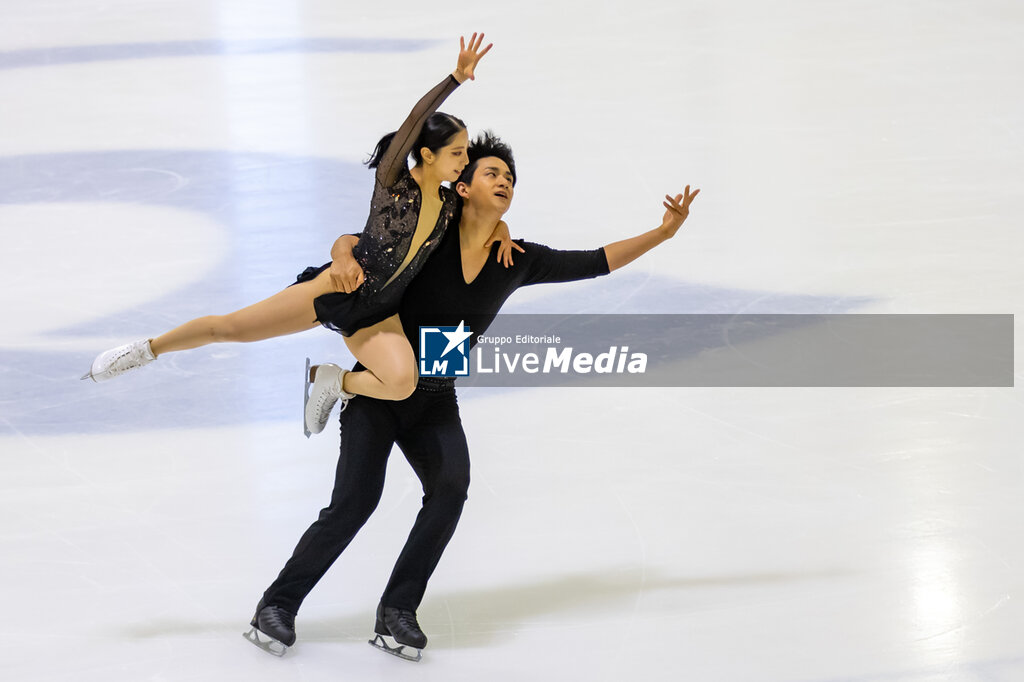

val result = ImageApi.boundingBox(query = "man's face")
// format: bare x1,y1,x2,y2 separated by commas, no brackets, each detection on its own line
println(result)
460,156,515,214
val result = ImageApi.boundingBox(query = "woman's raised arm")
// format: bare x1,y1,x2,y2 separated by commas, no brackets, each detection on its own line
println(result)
374,33,492,188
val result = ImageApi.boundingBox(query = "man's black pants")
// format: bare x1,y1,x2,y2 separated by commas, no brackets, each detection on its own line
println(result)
260,380,470,613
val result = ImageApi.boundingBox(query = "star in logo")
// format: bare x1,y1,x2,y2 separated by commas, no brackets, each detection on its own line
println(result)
439,320,473,358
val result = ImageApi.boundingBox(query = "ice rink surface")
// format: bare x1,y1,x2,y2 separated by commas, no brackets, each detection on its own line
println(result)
1,1,1022,680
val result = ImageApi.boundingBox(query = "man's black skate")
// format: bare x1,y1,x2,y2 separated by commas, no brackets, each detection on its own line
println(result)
243,601,296,657
369,603,426,662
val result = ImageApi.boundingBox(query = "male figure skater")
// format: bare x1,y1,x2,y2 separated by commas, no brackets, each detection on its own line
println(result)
245,133,699,660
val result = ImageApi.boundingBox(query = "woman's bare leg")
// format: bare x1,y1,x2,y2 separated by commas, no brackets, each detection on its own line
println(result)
150,269,336,355
341,314,418,401
145,268,418,400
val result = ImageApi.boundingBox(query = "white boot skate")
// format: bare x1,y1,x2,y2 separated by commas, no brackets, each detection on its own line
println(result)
303,358,354,437
82,339,156,382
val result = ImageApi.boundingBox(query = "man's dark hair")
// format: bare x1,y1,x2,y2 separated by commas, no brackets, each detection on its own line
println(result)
456,131,517,187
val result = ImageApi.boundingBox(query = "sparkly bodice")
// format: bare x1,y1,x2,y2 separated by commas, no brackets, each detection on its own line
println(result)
352,167,459,298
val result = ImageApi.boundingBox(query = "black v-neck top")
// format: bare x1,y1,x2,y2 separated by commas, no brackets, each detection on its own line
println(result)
398,225,610,352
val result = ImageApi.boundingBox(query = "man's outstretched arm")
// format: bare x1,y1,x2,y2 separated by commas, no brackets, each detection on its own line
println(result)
603,186,700,271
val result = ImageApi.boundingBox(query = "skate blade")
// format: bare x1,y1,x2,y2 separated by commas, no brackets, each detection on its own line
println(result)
243,627,288,657
369,634,422,662
80,372,93,381
302,357,312,438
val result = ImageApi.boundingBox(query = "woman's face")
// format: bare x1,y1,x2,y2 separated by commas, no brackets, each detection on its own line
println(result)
426,128,469,182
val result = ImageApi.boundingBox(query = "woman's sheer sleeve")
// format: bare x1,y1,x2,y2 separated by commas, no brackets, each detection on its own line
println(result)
375,74,461,188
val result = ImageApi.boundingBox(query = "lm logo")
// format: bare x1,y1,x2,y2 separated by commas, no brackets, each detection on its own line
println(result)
419,321,473,377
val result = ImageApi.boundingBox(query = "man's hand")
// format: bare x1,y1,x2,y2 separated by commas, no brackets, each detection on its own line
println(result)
329,237,365,293
330,256,364,293
660,185,700,237
603,185,701,272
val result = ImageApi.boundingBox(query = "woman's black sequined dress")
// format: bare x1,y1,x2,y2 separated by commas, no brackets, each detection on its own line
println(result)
301,74,462,336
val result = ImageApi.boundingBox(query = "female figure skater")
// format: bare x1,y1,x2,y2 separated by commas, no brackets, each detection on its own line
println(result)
83,34,513,433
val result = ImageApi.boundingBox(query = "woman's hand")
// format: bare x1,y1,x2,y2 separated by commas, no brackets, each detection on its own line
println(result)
660,185,700,238
453,32,493,83
484,219,526,268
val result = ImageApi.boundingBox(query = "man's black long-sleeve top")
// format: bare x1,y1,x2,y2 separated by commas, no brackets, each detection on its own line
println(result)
398,224,610,352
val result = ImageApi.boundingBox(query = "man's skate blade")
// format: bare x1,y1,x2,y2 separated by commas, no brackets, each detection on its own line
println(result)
243,627,288,657
369,634,422,662
302,357,311,438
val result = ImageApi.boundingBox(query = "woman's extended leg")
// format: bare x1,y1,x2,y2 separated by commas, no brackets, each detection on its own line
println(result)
85,269,337,382
151,269,336,355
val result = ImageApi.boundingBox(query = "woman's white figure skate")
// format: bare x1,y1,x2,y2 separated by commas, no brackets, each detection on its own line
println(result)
303,359,354,437
81,339,156,382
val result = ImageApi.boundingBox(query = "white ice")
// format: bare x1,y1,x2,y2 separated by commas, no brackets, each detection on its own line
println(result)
1,1,1022,681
